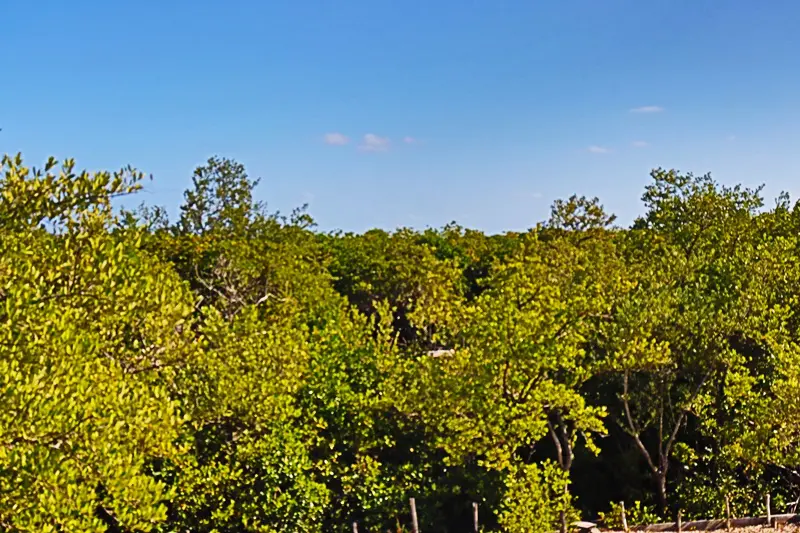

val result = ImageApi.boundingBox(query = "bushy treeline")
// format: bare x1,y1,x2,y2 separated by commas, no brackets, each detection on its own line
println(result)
2,153,800,532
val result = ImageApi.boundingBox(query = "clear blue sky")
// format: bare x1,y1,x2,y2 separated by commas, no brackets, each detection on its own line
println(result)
3,0,800,233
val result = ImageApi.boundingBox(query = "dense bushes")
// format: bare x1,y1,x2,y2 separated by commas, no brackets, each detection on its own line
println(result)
2,154,800,531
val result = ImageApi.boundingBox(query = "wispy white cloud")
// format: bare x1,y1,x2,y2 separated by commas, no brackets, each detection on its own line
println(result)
630,105,664,113
403,136,417,144
588,145,610,154
323,132,349,145
360,133,391,152
632,140,649,148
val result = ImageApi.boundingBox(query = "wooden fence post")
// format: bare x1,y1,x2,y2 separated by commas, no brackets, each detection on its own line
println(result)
352,521,358,533
767,493,772,525
621,501,628,533
473,502,479,533
410,497,419,533
678,509,682,533
725,495,732,532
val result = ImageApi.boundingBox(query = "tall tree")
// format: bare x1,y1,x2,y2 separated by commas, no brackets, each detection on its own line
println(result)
598,169,774,516
0,155,196,532
397,205,621,531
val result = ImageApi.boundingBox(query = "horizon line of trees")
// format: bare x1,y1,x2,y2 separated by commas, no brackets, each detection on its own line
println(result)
3,152,800,532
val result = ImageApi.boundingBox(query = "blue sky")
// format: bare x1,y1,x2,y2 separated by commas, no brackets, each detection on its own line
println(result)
3,0,800,234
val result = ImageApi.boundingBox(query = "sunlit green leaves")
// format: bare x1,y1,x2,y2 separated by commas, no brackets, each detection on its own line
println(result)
0,156,191,531
7,152,800,531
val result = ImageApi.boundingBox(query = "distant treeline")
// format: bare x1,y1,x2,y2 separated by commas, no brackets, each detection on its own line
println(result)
2,153,800,532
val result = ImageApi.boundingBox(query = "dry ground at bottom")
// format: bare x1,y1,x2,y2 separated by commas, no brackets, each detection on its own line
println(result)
601,524,800,533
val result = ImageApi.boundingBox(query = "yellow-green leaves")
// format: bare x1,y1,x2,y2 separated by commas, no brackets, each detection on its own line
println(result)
0,156,192,531
0,154,143,232
498,461,575,533
9,152,800,530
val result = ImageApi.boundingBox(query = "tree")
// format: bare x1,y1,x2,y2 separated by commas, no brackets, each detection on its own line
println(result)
0,155,195,531
325,228,462,349
597,168,777,516
164,306,329,532
398,210,620,531
179,156,262,236
152,157,339,531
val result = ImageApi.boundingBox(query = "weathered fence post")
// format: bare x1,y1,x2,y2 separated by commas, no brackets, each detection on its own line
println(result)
677,509,682,533
621,501,628,533
352,521,358,533
766,493,772,525
725,495,732,532
410,497,419,533
473,502,479,533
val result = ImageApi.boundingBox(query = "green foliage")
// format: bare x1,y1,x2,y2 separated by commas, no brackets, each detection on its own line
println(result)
7,152,800,531
598,501,659,529
165,306,328,532
498,462,576,533
0,155,191,531
324,227,465,352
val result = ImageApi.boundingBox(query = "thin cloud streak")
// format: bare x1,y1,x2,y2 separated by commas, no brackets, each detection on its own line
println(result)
359,133,391,152
632,140,649,147
588,145,610,154
630,105,664,113
323,132,349,145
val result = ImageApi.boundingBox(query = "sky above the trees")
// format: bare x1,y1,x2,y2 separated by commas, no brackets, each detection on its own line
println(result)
4,0,800,233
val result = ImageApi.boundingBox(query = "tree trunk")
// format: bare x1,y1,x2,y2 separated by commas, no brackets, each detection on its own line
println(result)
548,414,573,533
560,481,569,533
655,471,668,517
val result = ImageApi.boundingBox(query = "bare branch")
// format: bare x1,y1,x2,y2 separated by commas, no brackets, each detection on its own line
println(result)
622,369,659,475
548,417,565,469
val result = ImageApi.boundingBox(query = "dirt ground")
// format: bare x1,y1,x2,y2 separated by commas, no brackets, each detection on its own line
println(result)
609,527,800,533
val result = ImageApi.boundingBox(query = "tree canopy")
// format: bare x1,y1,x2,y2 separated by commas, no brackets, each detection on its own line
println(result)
2,154,800,532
